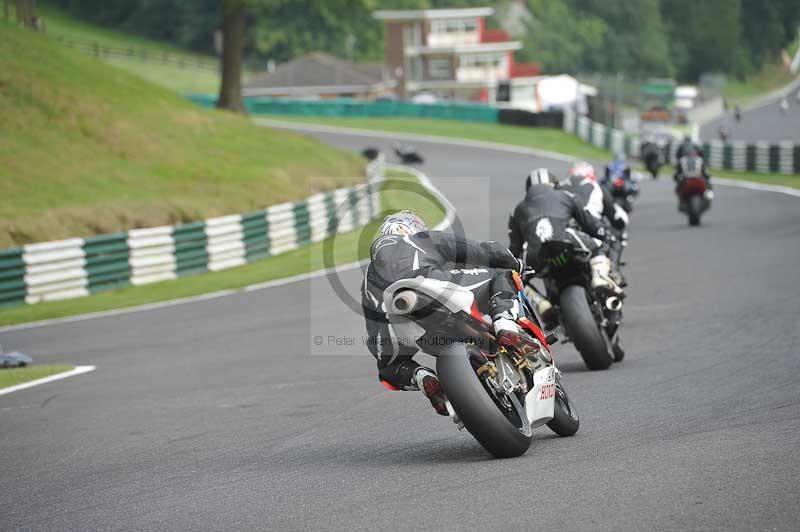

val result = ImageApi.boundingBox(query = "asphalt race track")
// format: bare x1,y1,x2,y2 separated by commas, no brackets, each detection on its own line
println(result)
2,127,799,532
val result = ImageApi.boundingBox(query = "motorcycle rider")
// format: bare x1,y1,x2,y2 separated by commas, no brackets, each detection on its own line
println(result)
561,162,629,287
602,151,632,186
563,161,628,232
361,210,537,416
640,137,661,178
674,136,712,183
508,169,620,328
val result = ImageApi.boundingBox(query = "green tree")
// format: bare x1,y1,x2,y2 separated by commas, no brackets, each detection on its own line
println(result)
661,0,746,80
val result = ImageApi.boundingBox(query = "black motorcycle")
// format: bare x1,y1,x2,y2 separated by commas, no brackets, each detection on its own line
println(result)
640,142,662,179
533,239,624,370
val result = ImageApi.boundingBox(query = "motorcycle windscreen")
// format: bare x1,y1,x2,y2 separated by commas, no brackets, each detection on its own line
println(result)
525,366,556,427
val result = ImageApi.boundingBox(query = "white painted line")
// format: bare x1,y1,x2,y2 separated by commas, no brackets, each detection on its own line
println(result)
714,177,800,198
255,118,578,163
0,165,455,333
0,365,96,396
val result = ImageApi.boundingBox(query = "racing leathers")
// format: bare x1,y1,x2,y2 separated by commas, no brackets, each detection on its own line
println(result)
508,183,620,297
674,139,711,185
508,183,605,266
562,175,628,231
361,231,521,391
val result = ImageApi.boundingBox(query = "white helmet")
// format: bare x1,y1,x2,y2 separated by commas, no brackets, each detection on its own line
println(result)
526,168,554,190
379,210,428,236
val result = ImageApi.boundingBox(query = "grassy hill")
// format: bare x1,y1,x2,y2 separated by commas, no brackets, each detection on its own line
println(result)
36,2,227,93
0,20,364,249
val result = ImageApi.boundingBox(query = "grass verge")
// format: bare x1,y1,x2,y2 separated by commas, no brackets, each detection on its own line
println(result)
0,364,73,389
0,20,364,248
266,115,800,189
264,115,612,161
0,171,445,327
724,63,796,107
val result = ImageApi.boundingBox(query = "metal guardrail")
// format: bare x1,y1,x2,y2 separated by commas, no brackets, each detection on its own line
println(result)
0,159,385,309
54,35,219,72
563,108,800,175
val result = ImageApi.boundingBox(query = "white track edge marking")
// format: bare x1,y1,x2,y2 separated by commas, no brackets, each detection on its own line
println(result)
0,365,96,396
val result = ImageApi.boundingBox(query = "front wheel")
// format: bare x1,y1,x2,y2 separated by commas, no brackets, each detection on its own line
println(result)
437,345,532,459
688,194,703,226
559,285,613,370
547,379,579,437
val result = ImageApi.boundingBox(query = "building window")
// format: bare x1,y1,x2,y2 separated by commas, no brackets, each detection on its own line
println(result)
427,58,451,79
431,18,478,34
460,53,504,68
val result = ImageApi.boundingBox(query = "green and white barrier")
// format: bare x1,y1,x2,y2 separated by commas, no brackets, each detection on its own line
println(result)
186,94,499,123
563,107,800,175
0,159,384,309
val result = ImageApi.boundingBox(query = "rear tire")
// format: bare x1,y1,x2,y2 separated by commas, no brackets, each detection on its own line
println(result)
437,347,532,459
547,381,579,436
560,285,613,370
688,195,702,226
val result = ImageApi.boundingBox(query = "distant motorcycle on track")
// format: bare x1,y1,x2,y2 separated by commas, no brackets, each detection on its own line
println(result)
675,155,713,226
384,275,579,459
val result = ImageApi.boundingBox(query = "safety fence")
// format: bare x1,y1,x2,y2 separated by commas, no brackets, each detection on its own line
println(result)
54,35,219,72
0,160,384,309
563,107,800,175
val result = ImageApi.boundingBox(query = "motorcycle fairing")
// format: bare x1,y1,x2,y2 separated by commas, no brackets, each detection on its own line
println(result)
525,365,556,426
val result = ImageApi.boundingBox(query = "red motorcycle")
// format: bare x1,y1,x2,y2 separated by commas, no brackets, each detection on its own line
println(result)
676,156,713,226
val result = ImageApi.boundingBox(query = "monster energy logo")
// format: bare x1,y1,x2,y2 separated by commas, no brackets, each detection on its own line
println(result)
548,252,568,266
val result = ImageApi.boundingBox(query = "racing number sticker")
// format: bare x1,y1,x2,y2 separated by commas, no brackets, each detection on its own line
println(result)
539,383,555,400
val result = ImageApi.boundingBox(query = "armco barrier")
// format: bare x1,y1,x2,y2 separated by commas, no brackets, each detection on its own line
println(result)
187,95,498,123
563,107,800,175
0,159,384,309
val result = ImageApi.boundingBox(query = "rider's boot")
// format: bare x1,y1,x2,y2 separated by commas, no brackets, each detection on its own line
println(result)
590,255,623,295
494,316,542,359
413,368,448,416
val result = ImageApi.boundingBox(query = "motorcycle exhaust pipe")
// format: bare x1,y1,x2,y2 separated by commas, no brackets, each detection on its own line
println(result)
605,296,623,312
391,290,418,315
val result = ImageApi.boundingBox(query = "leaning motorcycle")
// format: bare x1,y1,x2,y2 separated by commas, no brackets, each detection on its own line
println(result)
676,155,713,226
384,276,579,459
530,239,624,370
